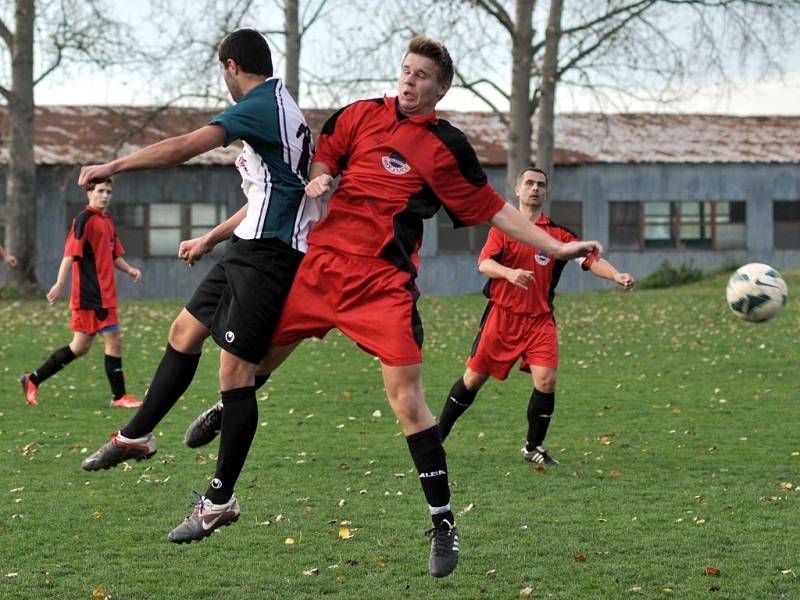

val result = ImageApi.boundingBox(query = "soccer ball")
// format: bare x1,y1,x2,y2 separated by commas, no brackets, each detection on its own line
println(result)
726,263,788,322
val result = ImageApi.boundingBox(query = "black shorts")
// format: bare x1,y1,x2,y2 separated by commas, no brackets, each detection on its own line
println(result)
185,236,304,364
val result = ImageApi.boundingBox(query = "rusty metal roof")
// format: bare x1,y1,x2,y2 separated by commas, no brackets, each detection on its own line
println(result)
1,105,798,166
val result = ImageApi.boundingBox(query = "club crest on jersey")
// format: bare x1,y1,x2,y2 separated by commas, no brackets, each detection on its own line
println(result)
381,151,411,175
535,250,551,266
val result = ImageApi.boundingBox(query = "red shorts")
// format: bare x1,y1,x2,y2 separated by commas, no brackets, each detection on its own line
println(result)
466,303,558,380
69,308,119,335
271,246,423,366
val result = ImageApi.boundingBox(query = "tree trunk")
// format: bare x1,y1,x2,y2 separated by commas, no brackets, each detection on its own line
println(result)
5,0,38,295
506,0,535,201
284,0,301,100
535,0,562,188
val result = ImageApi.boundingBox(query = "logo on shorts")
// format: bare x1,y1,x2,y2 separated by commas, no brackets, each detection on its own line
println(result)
235,155,248,174
381,151,411,175
534,250,551,266
225,331,235,343
211,478,223,490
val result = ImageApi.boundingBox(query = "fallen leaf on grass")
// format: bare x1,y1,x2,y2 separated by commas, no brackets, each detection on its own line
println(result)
574,554,587,562
303,568,319,576
781,569,796,577
779,482,794,490
486,569,496,577
704,567,721,576
520,586,533,596
91,587,106,598
458,503,475,516
609,469,621,477
285,538,295,545
339,527,354,540
336,575,347,583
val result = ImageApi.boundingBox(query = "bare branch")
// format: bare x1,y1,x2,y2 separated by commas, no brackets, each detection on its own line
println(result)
0,16,13,49
463,0,515,35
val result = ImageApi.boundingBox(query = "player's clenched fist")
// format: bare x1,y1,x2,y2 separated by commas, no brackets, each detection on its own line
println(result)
305,174,333,199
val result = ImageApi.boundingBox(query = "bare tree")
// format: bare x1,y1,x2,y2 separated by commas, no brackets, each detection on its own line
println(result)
0,0,130,294
145,0,330,106
331,0,800,197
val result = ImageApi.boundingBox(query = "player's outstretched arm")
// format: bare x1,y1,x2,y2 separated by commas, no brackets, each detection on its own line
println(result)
589,259,635,290
78,125,226,188
479,258,533,290
47,256,74,305
490,203,603,259
113,257,141,283
178,204,248,265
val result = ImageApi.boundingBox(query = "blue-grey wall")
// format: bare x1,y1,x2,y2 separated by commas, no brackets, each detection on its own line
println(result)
2,161,798,298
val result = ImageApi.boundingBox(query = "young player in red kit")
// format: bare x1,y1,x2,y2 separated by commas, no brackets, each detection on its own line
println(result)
437,167,634,465
20,179,143,408
185,36,603,578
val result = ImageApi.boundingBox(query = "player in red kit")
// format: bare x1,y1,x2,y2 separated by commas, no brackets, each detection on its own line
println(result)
20,178,142,408
437,167,634,465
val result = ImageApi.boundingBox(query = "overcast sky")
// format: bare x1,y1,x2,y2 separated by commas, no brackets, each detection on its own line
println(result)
30,1,800,115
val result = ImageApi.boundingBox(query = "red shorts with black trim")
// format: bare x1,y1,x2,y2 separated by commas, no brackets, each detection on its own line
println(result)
271,246,424,366
69,307,119,335
466,303,558,380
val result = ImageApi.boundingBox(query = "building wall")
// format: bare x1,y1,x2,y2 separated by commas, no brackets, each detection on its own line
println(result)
2,161,798,298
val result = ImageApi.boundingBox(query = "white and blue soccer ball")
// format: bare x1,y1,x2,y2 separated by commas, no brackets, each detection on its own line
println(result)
726,263,788,322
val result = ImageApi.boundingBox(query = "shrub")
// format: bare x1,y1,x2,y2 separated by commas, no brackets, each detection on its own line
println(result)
639,260,706,289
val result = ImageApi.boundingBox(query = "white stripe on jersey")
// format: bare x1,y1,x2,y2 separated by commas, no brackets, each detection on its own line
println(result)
275,80,292,167
292,194,323,253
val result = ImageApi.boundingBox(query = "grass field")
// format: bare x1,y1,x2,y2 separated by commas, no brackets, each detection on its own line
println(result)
1,273,798,599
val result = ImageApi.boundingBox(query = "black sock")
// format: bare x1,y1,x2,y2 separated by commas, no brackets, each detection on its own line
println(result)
254,372,270,390
105,355,126,399
30,346,76,386
407,425,454,527
206,386,257,504
438,378,478,441
526,389,555,450
121,344,200,439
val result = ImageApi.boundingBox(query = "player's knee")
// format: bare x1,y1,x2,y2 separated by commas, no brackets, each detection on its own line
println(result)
70,341,91,357
462,371,488,391
536,374,557,393
168,313,205,353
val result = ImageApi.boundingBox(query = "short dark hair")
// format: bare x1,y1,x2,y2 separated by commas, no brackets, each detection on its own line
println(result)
86,177,112,191
406,35,454,86
516,167,548,186
218,29,273,77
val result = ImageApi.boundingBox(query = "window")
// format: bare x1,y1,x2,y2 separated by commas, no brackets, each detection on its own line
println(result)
550,201,583,238
774,200,800,249
437,215,491,255
609,202,641,250
66,202,228,257
610,201,746,250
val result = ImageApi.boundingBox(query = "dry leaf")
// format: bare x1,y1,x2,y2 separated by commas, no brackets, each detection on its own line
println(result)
520,586,534,596
92,587,106,598
780,482,794,490
486,569,497,577
459,503,475,515
303,568,319,576
704,567,721,576
336,575,347,583
574,554,587,562
609,469,621,477
339,527,354,540
371,410,382,418
285,537,295,545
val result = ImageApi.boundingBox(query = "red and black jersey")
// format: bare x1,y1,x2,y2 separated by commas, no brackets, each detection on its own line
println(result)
480,214,597,317
64,205,124,310
309,95,506,274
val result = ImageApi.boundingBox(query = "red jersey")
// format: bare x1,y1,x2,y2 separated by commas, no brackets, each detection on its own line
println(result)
480,214,596,317
309,95,506,274
64,205,124,310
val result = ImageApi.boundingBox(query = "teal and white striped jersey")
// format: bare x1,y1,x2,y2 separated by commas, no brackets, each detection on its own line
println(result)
210,77,321,251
